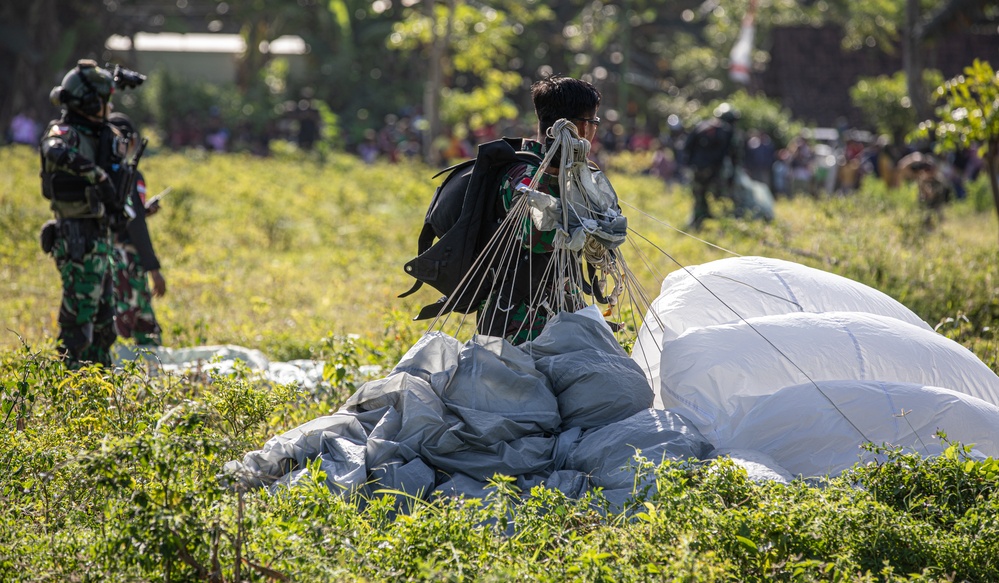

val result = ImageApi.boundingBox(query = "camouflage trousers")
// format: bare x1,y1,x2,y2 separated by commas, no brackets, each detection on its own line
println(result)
53,226,116,368
113,246,162,346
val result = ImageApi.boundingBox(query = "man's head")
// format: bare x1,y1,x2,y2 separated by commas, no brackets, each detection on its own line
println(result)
108,111,141,158
531,75,601,142
108,111,136,137
713,102,740,124
50,59,114,120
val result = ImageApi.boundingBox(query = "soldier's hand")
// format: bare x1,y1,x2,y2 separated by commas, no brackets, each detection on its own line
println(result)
145,199,161,216
107,211,130,233
150,270,166,297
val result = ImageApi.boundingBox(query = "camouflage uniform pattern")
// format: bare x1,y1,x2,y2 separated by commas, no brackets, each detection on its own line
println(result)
41,115,124,368
52,230,116,366
477,139,586,344
113,246,162,345
40,122,108,194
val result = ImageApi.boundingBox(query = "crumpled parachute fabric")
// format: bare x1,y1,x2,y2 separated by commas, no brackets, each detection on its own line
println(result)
224,307,715,505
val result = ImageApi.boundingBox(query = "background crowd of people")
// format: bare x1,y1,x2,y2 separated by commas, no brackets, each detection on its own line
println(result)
9,95,985,216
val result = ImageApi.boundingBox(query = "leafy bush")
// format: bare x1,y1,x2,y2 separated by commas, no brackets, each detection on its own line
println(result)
703,90,804,149
850,70,943,144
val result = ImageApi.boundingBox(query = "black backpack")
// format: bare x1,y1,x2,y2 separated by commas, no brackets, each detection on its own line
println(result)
400,137,543,321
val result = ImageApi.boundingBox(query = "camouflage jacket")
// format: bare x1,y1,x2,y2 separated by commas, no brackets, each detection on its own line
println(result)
40,111,124,219
498,139,560,254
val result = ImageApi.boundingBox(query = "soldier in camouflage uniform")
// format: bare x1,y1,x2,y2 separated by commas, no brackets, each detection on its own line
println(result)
39,60,131,368
476,76,601,344
107,113,166,346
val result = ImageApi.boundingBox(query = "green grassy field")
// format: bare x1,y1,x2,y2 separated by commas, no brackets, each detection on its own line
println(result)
4,144,998,359
2,143,999,581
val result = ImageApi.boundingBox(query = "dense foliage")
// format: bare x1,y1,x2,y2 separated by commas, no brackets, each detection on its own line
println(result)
2,144,999,581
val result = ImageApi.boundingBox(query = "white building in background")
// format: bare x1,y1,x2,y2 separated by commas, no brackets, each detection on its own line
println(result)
105,32,310,84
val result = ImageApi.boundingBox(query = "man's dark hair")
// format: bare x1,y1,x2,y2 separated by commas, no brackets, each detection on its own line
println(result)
531,75,601,136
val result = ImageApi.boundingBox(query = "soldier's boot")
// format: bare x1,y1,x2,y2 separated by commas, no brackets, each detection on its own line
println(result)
59,322,94,369
81,320,116,368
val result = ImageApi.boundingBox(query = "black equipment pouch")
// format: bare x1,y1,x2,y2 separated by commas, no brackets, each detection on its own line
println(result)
84,185,107,217
106,211,128,234
60,221,89,262
40,220,57,255
48,174,89,202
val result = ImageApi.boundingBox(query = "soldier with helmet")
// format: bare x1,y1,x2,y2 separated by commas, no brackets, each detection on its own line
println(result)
683,102,742,231
107,112,167,347
38,58,144,367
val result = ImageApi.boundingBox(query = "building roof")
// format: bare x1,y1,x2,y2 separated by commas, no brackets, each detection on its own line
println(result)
105,32,308,55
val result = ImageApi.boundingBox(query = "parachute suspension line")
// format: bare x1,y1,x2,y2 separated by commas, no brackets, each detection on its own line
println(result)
537,120,626,316
626,228,874,444
618,198,743,258
438,119,628,344
613,249,664,377
616,253,657,328
706,273,805,311
508,243,566,343
895,406,932,455
481,200,536,336
426,195,532,335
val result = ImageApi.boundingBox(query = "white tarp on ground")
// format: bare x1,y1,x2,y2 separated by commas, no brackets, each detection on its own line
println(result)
116,343,330,389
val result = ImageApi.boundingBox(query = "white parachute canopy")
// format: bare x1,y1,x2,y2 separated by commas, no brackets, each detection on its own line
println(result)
634,256,999,477
632,255,934,405
728,380,999,478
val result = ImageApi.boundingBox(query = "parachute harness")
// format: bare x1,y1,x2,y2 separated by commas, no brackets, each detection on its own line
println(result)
520,119,628,314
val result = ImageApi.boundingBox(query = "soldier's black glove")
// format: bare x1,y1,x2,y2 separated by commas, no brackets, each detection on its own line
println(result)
107,212,130,234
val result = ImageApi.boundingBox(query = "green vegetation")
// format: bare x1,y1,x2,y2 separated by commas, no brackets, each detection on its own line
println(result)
915,59,999,239
2,143,999,581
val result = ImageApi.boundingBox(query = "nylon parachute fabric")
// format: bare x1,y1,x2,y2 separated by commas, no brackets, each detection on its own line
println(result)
632,255,934,404
224,307,714,507
634,256,999,477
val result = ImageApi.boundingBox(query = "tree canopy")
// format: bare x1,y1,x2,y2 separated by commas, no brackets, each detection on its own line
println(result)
1,0,996,150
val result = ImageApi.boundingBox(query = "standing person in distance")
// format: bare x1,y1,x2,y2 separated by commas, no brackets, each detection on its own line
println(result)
39,59,131,367
683,103,741,231
107,112,167,346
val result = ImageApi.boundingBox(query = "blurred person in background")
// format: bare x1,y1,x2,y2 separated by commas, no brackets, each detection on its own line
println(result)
107,112,166,347
683,103,741,230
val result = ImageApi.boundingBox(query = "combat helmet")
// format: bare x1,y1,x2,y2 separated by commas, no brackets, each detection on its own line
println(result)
713,102,741,124
50,59,114,117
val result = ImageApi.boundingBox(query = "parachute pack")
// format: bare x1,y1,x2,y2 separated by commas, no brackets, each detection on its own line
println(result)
399,137,542,321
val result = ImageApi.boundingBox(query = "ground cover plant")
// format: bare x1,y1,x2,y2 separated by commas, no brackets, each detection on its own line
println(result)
2,143,999,581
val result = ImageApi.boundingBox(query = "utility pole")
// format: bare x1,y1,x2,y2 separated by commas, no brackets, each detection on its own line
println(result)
618,0,630,126
903,0,930,123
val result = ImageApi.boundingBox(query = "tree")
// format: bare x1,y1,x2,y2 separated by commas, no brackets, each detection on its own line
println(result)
389,0,551,162
0,0,117,135
917,59,999,241
823,0,997,126
850,70,942,146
